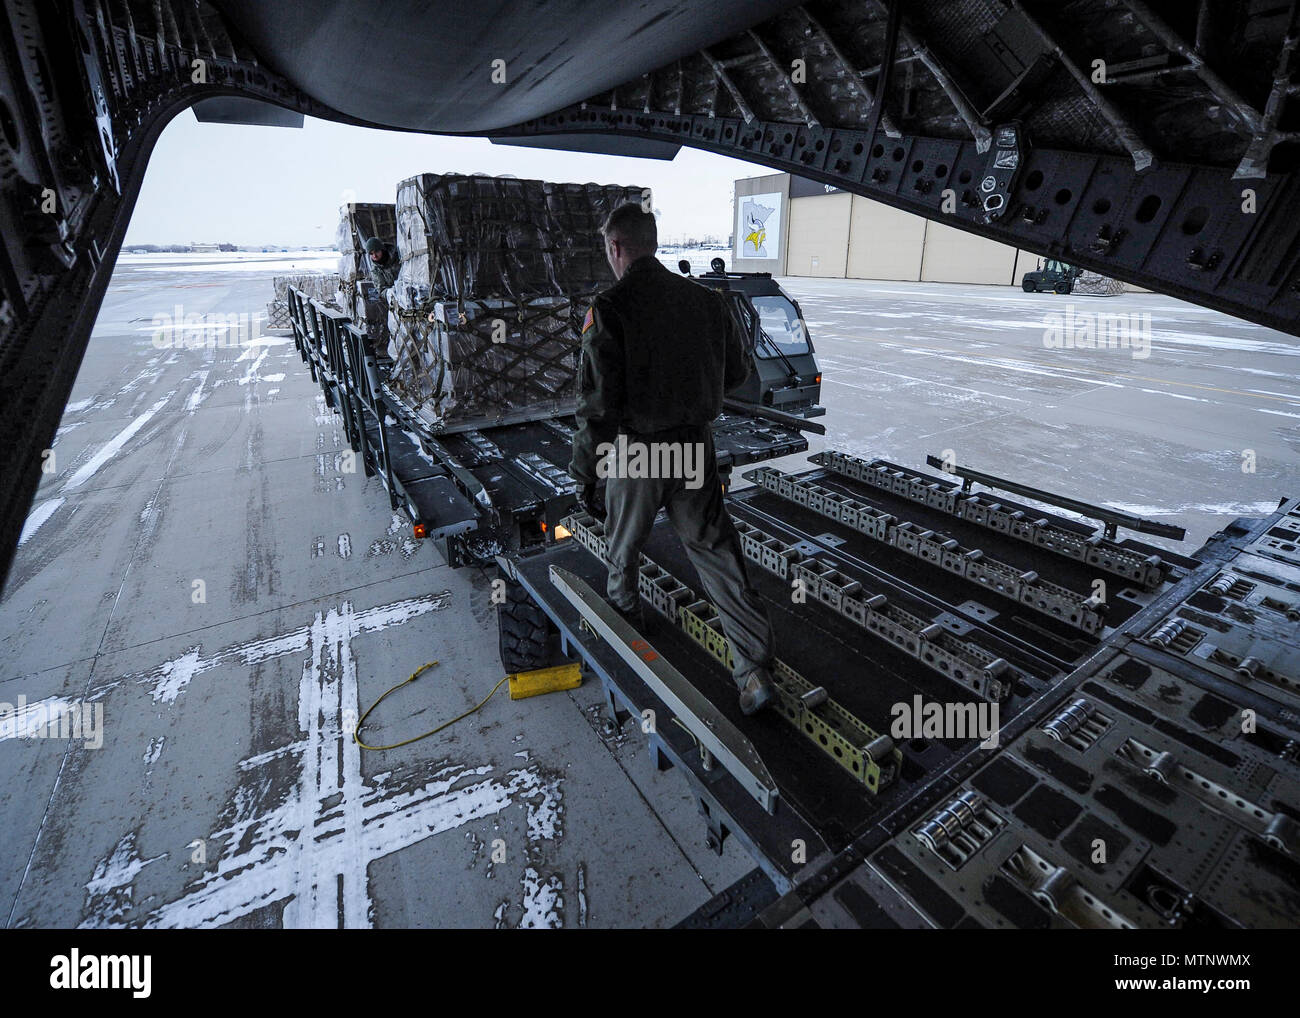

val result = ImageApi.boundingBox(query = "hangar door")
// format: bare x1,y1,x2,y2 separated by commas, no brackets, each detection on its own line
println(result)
785,191,851,277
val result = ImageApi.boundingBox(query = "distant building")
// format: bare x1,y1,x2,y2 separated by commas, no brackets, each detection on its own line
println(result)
190,242,220,253
733,172,1146,290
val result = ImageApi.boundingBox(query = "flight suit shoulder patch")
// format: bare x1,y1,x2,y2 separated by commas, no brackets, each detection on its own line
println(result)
582,305,595,334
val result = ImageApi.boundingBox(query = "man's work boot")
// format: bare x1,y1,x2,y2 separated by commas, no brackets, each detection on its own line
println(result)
614,600,650,637
738,668,777,716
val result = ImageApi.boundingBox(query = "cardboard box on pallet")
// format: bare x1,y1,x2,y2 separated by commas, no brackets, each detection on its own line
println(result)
386,173,645,431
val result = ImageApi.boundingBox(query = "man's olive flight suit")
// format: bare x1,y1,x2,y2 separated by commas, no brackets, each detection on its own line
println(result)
569,254,775,687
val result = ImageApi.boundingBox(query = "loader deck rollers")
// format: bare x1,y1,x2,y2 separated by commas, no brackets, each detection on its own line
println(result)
508,452,1300,929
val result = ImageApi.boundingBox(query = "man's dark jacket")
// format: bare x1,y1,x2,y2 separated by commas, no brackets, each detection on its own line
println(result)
570,255,751,485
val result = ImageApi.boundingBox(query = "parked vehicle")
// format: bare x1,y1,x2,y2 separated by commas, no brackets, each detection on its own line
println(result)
679,257,825,419
1021,258,1083,293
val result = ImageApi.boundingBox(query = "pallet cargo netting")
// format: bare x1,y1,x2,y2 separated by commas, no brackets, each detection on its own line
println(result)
266,271,340,330
273,272,339,303
1073,271,1126,296
387,174,645,432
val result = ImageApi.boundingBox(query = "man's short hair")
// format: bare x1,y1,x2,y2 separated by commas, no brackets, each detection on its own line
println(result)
602,203,657,254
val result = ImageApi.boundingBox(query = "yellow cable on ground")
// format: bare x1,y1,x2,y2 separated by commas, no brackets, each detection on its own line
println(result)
353,660,510,751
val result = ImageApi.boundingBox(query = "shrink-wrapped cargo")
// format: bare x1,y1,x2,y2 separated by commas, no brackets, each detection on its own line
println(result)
386,174,645,432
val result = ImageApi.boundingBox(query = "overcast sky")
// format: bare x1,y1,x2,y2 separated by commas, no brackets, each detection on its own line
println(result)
123,111,769,248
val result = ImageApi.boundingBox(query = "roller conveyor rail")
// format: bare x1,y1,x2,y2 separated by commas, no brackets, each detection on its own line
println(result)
923,453,1187,543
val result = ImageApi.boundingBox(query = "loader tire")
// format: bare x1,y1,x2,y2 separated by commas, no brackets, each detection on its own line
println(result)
497,570,565,674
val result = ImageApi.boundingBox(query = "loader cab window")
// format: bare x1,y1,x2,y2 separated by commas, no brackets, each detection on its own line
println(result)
751,295,811,357
727,293,757,355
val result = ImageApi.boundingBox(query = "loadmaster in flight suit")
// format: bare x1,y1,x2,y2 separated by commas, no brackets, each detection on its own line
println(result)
569,203,777,715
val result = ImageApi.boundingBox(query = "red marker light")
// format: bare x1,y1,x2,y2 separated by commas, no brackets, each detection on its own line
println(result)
412,523,428,539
